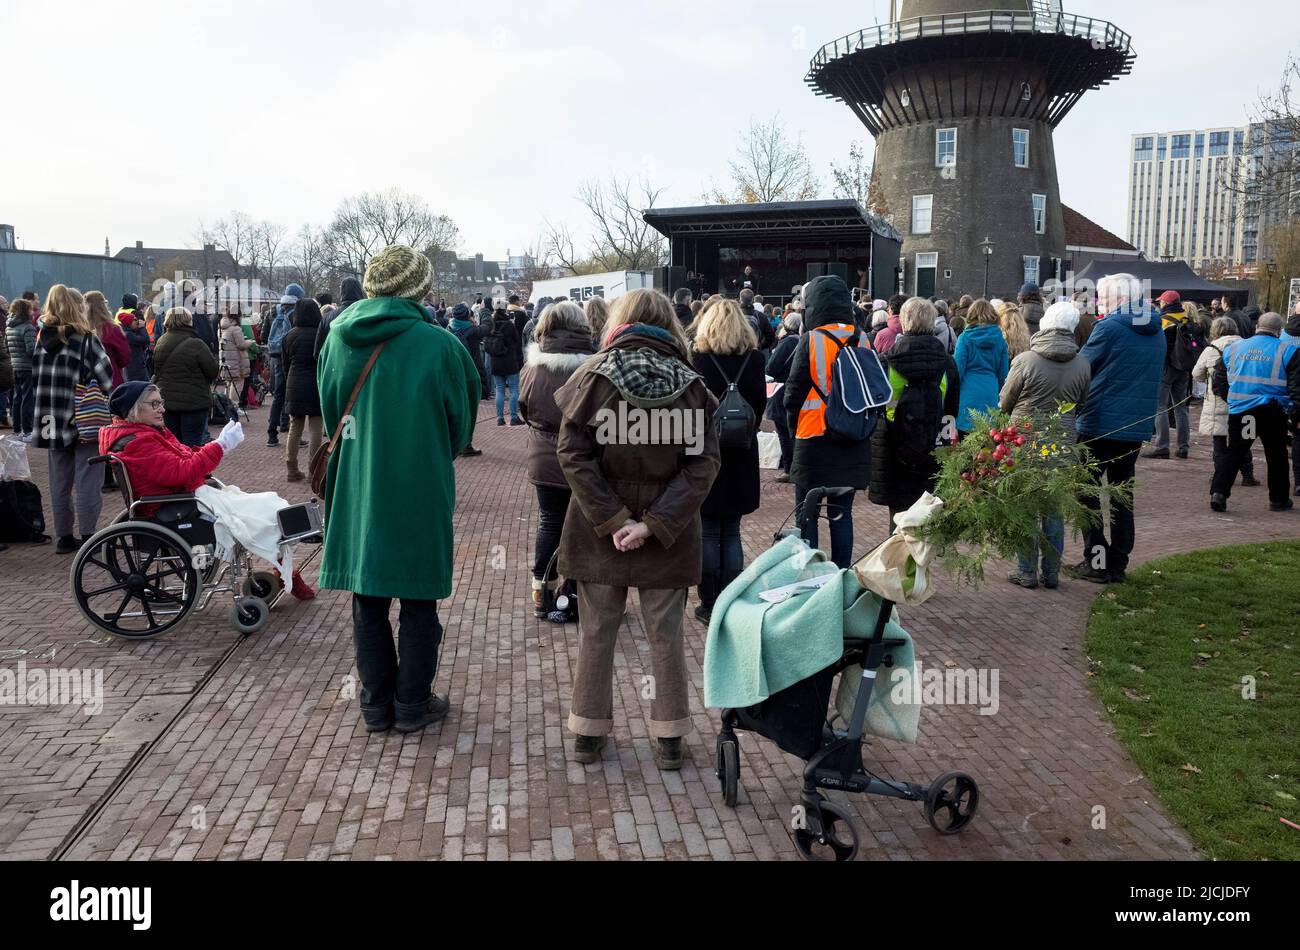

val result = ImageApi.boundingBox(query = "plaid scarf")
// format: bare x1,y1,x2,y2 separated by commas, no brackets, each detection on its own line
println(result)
592,329,700,409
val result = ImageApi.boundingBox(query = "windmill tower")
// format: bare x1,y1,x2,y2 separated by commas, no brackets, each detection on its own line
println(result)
808,1,1134,298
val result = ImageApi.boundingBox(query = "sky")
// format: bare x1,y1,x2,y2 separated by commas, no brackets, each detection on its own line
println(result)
3,0,1297,264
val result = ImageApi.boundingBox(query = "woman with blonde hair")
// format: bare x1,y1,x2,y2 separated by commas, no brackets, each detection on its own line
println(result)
555,289,720,769
997,300,1032,360
690,299,766,622
584,295,610,346
84,291,132,389
33,284,115,553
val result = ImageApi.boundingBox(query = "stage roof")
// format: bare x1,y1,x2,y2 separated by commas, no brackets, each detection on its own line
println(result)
1073,260,1235,296
643,200,902,245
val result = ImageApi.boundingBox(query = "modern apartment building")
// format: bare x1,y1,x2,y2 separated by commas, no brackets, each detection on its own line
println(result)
1127,123,1295,273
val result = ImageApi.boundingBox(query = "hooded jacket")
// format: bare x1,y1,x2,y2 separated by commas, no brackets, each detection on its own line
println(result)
487,312,524,377
98,321,132,389
6,311,37,376
266,284,305,358
219,315,252,378
122,319,151,382
314,277,365,361
1192,333,1242,437
33,328,115,450
999,328,1092,433
553,327,720,590
518,326,596,488
283,305,323,417
317,297,481,600
873,314,904,355
0,321,12,392
933,315,958,355
1075,303,1166,443
783,276,875,491
953,322,1010,432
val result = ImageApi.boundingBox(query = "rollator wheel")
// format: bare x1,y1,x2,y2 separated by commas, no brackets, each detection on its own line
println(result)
230,597,270,636
71,523,199,640
716,737,740,809
243,571,284,601
793,800,860,863
925,772,980,836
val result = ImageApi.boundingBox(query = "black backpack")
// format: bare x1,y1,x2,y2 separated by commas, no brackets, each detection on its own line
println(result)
1171,321,1206,373
809,330,891,443
484,324,510,359
889,373,946,470
0,480,46,543
709,353,756,450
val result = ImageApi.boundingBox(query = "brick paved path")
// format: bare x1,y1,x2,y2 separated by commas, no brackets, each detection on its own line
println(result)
1,407,1296,861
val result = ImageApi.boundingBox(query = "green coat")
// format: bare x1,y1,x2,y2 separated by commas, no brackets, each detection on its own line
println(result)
317,297,479,600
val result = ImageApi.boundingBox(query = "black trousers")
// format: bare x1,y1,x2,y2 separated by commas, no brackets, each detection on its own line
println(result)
351,595,443,724
1212,404,1291,505
534,484,571,580
1080,437,1141,577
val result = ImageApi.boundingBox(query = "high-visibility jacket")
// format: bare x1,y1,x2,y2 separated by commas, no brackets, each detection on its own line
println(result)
1225,334,1300,415
796,323,871,440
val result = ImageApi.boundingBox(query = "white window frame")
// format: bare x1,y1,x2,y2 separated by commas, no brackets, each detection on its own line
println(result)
1032,194,1047,234
912,194,933,235
1023,256,1040,287
935,128,957,169
1013,128,1030,168
915,253,939,297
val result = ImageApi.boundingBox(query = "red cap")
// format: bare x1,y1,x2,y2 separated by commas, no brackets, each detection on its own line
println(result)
1158,291,1182,306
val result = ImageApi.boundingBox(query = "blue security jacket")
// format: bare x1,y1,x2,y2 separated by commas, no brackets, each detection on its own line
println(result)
1076,304,1166,443
953,323,1010,432
1224,334,1300,415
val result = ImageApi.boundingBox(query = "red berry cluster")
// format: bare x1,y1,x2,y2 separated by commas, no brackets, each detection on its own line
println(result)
960,422,1032,486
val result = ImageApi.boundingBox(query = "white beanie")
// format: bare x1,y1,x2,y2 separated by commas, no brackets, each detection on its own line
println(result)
1040,300,1081,334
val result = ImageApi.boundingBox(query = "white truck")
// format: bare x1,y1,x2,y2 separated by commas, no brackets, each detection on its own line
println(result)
528,270,657,304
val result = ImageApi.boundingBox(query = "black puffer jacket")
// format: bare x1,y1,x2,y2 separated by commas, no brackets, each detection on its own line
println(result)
283,303,323,417
784,276,874,491
869,332,961,512
315,277,366,360
486,314,524,377
152,326,220,412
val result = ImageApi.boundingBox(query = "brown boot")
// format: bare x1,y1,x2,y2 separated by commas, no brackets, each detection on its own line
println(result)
287,465,305,483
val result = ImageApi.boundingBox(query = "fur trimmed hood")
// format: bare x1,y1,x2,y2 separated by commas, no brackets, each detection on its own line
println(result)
527,348,592,374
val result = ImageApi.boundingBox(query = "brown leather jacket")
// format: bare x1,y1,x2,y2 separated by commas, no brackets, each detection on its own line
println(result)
554,332,720,590
518,327,596,489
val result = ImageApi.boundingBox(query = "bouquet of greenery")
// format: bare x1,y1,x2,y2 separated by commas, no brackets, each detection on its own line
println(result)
916,406,1130,586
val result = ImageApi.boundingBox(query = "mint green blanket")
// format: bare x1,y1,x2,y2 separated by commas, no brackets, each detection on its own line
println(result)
703,536,921,745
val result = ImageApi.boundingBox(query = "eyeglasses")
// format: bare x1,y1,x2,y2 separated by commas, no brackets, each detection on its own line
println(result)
143,400,165,410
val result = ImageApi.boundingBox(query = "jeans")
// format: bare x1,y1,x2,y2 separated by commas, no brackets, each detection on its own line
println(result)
267,356,288,434
1080,437,1141,578
48,442,103,539
1153,372,1190,454
701,515,744,578
797,484,856,570
1212,404,1291,505
1017,514,1065,581
163,409,209,448
351,595,443,725
534,484,571,579
495,374,520,421
11,373,34,435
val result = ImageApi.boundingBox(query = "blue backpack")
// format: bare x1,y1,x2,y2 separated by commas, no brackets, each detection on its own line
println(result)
809,329,892,443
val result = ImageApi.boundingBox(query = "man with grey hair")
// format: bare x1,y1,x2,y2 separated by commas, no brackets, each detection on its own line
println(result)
1210,312,1300,513
1069,274,1165,585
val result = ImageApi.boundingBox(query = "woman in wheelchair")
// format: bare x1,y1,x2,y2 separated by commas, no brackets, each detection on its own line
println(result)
97,380,315,601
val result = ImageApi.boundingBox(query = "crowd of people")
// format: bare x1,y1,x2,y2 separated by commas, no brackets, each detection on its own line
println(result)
3,257,1298,766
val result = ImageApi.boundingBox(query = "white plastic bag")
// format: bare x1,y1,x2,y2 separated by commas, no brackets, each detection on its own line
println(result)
852,493,944,606
757,431,782,470
0,436,32,481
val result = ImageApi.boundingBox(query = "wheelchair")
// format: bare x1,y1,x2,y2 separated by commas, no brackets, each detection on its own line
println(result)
70,453,323,641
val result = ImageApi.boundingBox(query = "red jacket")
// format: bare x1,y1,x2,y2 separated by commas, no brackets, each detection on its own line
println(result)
98,421,224,499
99,322,132,388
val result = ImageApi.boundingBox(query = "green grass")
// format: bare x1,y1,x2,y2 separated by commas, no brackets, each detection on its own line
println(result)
1085,542,1300,861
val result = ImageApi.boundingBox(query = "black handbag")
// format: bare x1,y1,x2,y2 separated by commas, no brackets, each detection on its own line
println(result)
0,480,47,543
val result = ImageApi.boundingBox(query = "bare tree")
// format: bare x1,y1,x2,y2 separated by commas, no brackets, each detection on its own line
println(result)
324,187,460,278
200,211,257,279
548,174,668,274
830,141,873,205
287,225,330,297
706,113,821,204
256,222,288,289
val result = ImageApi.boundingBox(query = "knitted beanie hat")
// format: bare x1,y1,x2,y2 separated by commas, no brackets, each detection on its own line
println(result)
363,245,434,301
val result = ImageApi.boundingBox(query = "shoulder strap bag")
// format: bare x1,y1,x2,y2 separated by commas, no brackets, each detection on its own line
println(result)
310,342,387,497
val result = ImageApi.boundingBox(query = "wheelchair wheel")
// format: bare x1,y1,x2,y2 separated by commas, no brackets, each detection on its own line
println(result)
794,800,860,863
72,523,199,640
242,571,283,601
716,735,740,809
925,772,980,836
230,597,270,636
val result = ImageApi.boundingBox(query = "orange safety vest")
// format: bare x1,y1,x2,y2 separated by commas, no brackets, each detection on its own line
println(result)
796,324,871,440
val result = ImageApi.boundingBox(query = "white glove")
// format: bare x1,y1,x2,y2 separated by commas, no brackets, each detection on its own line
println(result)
216,421,245,454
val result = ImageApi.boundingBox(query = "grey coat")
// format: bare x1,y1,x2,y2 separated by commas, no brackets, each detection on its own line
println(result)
999,328,1092,434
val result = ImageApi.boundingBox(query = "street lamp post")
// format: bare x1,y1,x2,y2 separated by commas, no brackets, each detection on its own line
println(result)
1265,259,1277,312
980,237,996,298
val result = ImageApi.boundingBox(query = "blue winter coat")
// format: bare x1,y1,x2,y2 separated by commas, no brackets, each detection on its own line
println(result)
1075,305,1166,443
953,323,1010,432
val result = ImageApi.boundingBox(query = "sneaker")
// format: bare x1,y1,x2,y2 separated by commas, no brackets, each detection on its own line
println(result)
266,436,280,447
394,695,451,734
1211,493,1228,513
1042,575,1060,591
497,419,506,427
573,735,608,764
287,469,305,483
1143,449,1170,460
1007,571,1039,590
55,535,80,556
461,447,483,458
363,706,394,734
1176,449,1189,460
1067,561,1111,585
1241,475,1261,487
694,604,712,625
510,418,525,428
21,433,36,444
1270,499,1295,512
654,738,684,771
